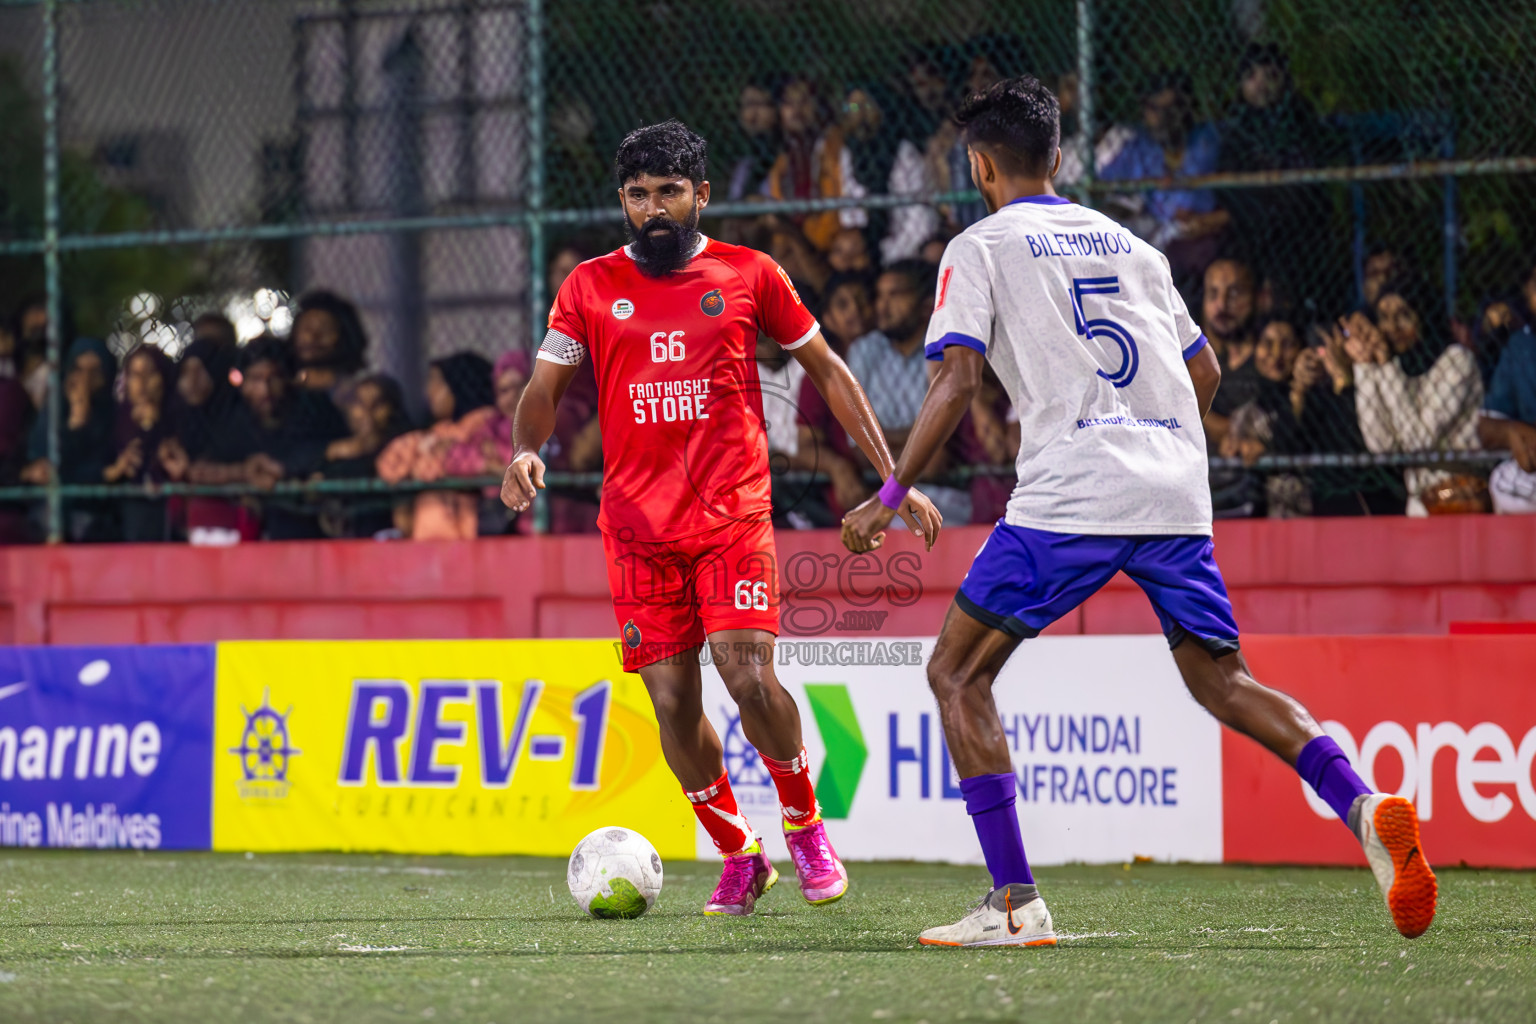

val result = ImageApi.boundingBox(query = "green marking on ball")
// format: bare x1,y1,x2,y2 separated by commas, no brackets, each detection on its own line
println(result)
587,878,649,919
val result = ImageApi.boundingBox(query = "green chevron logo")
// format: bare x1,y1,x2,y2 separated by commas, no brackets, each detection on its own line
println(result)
803,683,866,819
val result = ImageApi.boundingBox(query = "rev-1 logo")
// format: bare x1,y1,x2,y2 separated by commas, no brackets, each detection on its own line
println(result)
781,550,922,637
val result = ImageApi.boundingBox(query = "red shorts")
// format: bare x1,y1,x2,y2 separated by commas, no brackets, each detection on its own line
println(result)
603,517,780,672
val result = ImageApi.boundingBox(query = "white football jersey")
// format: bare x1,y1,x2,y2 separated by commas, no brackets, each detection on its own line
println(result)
926,194,1212,535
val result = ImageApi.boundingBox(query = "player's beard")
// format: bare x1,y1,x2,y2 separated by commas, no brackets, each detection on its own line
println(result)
625,204,702,278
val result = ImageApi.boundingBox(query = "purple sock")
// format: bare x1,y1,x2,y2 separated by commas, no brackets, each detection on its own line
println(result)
1296,735,1372,825
959,772,1033,887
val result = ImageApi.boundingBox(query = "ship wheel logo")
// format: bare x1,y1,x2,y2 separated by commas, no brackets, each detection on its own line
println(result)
721,709,773,789
230,689,301,792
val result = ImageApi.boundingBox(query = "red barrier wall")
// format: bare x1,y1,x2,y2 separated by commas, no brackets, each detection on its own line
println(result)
0,515,1532,645
1226,636,1536,868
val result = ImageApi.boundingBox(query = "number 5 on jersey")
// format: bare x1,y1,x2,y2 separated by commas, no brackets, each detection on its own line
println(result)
650,330,686,363
1070,276,1139,388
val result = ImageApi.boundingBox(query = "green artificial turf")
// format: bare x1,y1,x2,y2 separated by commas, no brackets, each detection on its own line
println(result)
1,852,1532,1023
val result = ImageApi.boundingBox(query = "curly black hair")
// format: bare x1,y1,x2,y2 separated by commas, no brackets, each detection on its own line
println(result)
614,119,708,187
296,289,369,374
953,75,1060,177
237,334,295,376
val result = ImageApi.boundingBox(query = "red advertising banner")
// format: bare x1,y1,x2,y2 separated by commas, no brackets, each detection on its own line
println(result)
1225,637,1536,868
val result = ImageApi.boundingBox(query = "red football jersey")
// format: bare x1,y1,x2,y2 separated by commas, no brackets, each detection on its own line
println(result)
541,236,819,541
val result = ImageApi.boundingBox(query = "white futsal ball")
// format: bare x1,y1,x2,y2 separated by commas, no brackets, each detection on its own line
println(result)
567,826,663,919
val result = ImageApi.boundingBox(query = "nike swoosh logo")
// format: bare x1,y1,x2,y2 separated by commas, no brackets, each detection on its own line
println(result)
1005,891,1022,936
0,682,27,702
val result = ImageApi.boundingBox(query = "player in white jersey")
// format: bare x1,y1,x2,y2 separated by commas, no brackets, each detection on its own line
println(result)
841,76,1436,946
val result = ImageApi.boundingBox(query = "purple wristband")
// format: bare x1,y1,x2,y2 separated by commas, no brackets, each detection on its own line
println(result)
877,476,910,510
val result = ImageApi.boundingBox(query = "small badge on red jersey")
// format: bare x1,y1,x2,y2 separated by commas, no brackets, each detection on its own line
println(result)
774,264,804,306
936,266,954,311
612,298,635,320
622,619,642,648
700,289,725,317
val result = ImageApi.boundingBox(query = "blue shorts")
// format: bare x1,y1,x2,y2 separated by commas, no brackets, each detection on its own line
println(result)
956,523,1241,656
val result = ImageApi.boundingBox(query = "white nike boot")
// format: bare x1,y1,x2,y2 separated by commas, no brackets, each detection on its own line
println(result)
918,883,1057,947
1351,793,1437,938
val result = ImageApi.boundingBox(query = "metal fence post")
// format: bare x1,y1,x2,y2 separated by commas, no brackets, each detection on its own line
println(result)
1075,0,1095,208
527,0,546,346
42,0,63,545
526,0,550,534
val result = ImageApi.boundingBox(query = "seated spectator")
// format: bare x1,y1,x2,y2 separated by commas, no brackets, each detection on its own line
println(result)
1479,325,1536,514
1053,70,1136,188
846,260,970,523
726,82,779,201
1100,71,1228,295
1250,316,1311,516
879,57,946,264
838,85,895,196
923,46,1007,235
315,372,412,538
0,317,17,389
1359,244,1407,310
0,376,34,543
1299,319,1407,515
106,345,179,542
817,272,873,357
22,337,117,542
764,77,844,251
827,228,872,277
542,356,603,535
791,371,871,520
762,214,830,300
953,363,1013,524
1471,296,1524,387
1200,258,1262,443
919,234,951,266
1349,282,1484,516
754,332,827,529
188,337,349,540
1468,261,1536,386
1219,44,1333,308
1214,402,1273,517
547,241,595,301
376,351,495,540
442,350,534,536
292,290,368,394
191,311,238,349
8,294,72,411
164,334,240,471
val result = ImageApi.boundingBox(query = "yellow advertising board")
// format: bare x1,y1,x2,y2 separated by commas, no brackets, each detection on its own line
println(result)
212,640,694,859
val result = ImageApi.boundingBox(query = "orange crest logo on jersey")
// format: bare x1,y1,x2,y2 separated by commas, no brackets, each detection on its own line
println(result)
700,289,725,317
774,265,804,306
622,619,642,648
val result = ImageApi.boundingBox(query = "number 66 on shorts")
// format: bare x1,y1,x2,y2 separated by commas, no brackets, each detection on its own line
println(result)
734,579,770,610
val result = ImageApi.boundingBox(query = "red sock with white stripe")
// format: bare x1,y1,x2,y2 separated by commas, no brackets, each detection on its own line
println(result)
684,772,757,857
761,748,820,828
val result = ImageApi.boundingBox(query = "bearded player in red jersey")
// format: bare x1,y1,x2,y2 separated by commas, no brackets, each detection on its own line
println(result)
502,121,943,916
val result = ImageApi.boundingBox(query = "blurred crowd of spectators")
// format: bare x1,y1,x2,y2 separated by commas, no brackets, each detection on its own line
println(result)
3,41,1533,543
0,289,589,543
713,41,1533,524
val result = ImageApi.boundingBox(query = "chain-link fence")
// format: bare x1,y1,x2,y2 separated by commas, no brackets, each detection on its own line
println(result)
0,0,1528,540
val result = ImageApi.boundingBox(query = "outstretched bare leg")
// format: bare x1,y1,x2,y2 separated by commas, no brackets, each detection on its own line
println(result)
1169,642,1321,764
